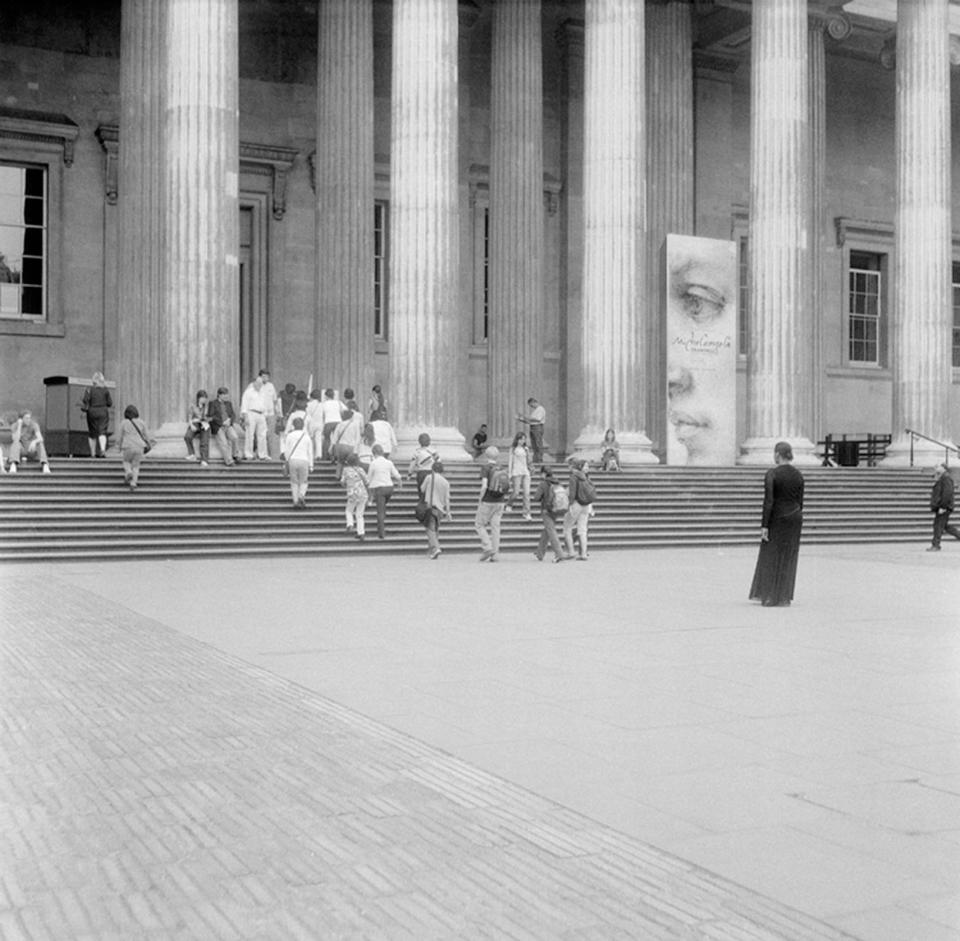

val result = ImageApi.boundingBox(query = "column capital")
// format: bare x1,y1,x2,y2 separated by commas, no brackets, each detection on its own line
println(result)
808,8,851,41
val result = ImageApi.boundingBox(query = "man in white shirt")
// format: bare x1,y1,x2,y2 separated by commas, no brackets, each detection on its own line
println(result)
370,417,398,457
319,388,345,461
258,369,281,459
518,396,546,463
241,375,268,460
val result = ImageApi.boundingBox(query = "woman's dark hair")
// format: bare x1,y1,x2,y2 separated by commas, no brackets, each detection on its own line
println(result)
511,431,526,448
310,388,322,400
362,423,375,445
124,405,139,420
196,389,208,403
346,452,359,466
774,440,793,461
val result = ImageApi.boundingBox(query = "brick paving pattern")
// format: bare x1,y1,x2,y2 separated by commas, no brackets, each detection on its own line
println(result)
0,575,857,940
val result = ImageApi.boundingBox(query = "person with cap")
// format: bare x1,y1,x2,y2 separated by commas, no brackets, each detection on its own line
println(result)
927,462,960,551
475,445,510,561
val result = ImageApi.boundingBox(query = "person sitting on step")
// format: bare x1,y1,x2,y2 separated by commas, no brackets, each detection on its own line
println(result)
7,410,51,474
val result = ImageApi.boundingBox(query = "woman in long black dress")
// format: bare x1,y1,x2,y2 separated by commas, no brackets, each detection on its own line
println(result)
749,440,804,607
82,371,112,458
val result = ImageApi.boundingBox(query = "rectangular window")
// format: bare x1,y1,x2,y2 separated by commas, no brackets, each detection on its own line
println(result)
847,250,883,365
0,162,47,320
953,262,960,369
374,200,387,339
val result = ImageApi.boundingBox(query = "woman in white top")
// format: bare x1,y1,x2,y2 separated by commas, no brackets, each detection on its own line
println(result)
283,417,314,508
367,444,402,539
507,431,533,520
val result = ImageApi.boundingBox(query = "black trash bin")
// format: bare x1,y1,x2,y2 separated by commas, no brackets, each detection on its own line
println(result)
43,375,116,456
835,440,860,467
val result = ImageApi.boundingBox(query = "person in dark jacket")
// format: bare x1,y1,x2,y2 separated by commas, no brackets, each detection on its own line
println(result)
927,463,960,551
749,440,804,607
81,371,112,458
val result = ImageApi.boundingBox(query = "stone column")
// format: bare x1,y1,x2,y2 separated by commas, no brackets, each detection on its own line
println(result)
156,0,239,447
117,0,166,428
557,18,585,458
739,0,818,465
808,6,850,446
883,0,952,466
646,0,694,456
575,0,657,463
388,0,466,460
315,0,374,399
488,0,544,445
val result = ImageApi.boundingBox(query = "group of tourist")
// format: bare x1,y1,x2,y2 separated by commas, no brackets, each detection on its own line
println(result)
3,372,957,604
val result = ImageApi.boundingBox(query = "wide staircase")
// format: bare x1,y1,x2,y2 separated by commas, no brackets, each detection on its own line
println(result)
0,458,936,562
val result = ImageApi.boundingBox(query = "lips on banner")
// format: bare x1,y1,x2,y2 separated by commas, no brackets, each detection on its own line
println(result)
664,233,738,467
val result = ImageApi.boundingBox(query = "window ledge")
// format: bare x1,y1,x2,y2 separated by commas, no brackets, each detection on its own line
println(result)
826,364,892,380
0,320,65,337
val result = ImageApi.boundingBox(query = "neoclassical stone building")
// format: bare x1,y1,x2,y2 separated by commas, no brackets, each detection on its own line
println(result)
0,0,958,464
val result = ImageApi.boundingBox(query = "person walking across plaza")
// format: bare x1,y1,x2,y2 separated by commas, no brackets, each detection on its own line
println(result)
283,417,313,509
749,440,805,606
533,465,570,562
927,463,960,551
341,453,369,540
408,432,439,491
475,445,509,561
367,444,402,539
115,404,152,491
563,457,596,560
517,396,546,463
419,461,452,560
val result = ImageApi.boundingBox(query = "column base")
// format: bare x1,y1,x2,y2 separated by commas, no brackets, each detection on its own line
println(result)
392,425,470,464
880,437,954,469
737,436,819,466
144,421,192,459
570,429,660,466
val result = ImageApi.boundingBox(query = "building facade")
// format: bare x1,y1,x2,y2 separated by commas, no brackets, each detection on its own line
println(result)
0,0,958,463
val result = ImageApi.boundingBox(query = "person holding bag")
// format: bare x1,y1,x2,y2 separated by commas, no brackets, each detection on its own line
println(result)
282,417,313,509
418,461,452,560
115,404,152,491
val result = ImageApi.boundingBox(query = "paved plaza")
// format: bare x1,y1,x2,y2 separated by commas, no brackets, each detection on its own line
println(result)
1,542,959,940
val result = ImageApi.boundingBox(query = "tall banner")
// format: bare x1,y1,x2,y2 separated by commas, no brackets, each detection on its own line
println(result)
665,234,737,466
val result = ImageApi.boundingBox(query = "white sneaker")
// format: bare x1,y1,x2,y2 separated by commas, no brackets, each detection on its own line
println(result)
8,463,16,474
185,454,197,461
200,461,208,468
42,464,51,475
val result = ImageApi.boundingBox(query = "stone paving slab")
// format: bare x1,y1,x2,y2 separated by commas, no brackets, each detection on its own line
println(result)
0,574,857,940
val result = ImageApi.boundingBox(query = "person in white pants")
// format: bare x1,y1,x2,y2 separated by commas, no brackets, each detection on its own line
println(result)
240,376,268,460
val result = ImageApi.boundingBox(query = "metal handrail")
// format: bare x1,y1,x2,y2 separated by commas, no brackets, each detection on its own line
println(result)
905,428,959,468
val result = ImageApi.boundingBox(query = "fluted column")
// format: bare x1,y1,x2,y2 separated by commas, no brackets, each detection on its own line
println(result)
388,0,466,460
488,0,544,444
739,0,817,465
575,0,656,463
884,0,952,466
117,0,166,428
646,0,694,456
158,0,239,443
316,0,374,397
808,7,850,446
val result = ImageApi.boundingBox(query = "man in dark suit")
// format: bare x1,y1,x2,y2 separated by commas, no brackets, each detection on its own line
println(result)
927,463,960,551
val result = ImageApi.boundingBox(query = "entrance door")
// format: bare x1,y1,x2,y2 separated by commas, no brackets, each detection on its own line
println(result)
238,201,266,385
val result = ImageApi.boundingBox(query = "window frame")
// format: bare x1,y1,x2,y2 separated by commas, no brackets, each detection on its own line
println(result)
0,120,71,337
0,161,48,322
846,249,886,367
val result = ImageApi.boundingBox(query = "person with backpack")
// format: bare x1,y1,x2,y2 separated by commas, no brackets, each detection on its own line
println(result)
407,432,439,490
475,445,510,561
563,457,596,560
532,465,571,562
